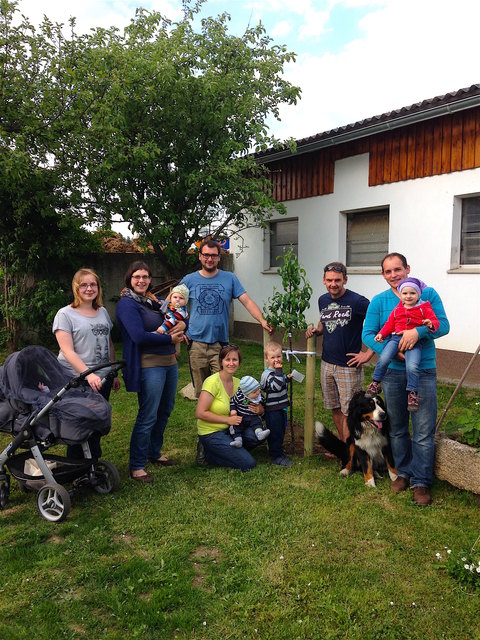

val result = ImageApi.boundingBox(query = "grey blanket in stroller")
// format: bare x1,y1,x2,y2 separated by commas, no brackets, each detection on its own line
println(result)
0,345,112,445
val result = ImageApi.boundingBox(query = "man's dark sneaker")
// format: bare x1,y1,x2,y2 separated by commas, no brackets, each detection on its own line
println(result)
413,486,432,506
407,391,419,412
365,381,382,398
391,476,409,493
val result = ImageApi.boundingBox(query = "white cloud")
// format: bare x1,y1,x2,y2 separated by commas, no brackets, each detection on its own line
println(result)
271,20,293,38
298,8,330,40
274,0,480,140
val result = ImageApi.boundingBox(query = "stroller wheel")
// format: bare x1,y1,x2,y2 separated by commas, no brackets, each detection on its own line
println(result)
92,460,120,495
37,483,71,523
0,476,10,509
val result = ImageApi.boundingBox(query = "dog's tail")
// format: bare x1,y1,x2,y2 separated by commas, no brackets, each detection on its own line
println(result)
315,421,349,463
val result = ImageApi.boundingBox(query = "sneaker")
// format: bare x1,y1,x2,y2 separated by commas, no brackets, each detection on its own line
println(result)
408,391,419,412
391,476,409,493
255,428,271,442
365,381,382,397
196,439,208,466
271,455,294,467
413,486,432,506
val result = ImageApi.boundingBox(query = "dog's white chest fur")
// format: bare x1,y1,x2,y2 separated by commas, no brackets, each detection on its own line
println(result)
355,421,387,464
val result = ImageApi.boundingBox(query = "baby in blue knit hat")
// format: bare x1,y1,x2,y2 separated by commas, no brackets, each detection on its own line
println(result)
229,375,270,448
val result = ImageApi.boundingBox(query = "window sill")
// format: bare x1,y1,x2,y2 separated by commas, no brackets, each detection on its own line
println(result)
447,266,480,274
262,268,280,274
345,266,383,275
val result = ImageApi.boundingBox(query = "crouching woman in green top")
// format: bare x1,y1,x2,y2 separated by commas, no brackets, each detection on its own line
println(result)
195,344,262,471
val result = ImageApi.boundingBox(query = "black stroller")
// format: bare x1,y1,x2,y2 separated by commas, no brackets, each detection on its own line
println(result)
0,345,125,522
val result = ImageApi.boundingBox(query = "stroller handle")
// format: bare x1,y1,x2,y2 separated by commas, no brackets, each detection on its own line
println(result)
69,360,126,388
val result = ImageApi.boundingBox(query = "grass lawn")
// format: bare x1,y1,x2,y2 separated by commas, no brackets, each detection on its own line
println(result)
0,340,479,640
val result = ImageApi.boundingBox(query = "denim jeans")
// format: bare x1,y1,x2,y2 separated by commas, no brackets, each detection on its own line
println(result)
373,335,422,391
265,409,287,460
382,368,437,487
129,364,178,471
199,427,257,471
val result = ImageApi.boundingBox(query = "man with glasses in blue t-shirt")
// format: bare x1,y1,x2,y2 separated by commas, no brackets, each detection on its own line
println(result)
306,262,373,444
181,239,271,398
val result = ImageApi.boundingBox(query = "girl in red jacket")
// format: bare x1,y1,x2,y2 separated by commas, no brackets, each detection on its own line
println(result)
366,277,440,411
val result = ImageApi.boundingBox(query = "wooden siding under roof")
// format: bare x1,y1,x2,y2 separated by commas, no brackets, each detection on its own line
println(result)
267,107,480,202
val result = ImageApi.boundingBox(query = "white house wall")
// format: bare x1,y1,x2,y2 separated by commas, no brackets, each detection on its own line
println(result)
233,153,480,354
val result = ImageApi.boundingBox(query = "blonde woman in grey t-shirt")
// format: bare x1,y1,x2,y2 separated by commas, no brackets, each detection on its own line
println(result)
52,268,120,458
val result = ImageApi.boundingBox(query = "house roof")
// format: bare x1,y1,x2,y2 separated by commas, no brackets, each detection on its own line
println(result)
257,84,480,163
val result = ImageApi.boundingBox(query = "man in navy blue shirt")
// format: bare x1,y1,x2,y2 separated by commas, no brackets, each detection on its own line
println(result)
306,262,373,442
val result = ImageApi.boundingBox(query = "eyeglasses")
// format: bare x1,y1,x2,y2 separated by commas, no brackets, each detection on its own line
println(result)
131,275,151,280
79,283,98,290
200,253,220,260
324,265,346,275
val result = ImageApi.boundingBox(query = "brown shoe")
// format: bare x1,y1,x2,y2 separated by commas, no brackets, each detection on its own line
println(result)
413,486,432,506
391,476,409,493
130,471,153,484
148,457,178,467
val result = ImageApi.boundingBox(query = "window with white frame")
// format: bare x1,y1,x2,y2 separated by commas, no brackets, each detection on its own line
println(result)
451,195,480,268
460,197,480,264
346,207,389,267
267,218,298,268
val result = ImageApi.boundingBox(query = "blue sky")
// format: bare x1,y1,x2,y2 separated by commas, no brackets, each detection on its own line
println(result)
16,0,480,141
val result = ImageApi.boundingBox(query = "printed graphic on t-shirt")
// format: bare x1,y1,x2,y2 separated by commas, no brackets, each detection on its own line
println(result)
319,303,352,333
92,323,110,364
197,284,225,315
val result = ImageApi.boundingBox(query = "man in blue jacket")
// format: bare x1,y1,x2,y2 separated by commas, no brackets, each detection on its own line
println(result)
362,253,450,506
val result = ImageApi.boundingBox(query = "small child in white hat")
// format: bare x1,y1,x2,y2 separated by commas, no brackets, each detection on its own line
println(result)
157,284,189,334
229,375,270,448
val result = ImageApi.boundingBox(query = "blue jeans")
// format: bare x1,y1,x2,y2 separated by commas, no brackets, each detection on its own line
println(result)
265,409,287,460
199,427,257,471
129,364,178,471
373,335,422,391
382,368,437,488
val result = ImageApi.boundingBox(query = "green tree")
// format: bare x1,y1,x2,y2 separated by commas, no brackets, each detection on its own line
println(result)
0,0,102,350
0,0,300,347
76,4,300,276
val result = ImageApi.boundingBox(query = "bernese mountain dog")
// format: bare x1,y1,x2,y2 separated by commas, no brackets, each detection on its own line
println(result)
315,390,398,488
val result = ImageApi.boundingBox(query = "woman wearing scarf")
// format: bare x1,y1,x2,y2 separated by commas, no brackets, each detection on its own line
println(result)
116,261,186,483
